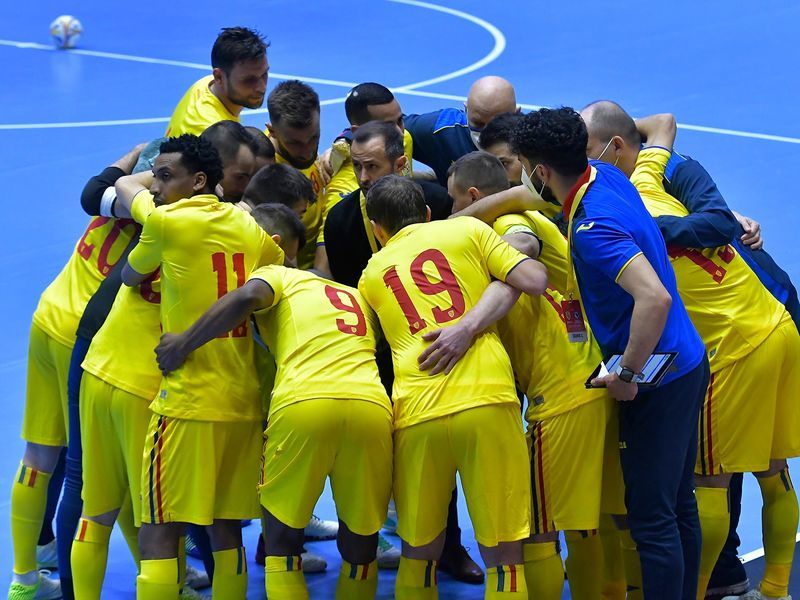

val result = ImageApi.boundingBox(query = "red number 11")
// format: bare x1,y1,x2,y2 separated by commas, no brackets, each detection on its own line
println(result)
212,252,247,338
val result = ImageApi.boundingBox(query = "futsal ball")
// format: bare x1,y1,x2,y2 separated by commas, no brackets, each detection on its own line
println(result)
50,15,82,49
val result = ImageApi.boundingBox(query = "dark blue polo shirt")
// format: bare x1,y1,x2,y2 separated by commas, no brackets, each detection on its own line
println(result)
566,161,705,385
404,108,477,186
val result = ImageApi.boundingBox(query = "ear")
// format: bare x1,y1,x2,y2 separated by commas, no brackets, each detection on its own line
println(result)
370,219,386,245
193,171,208,193
612,135,626,155
211,67,226,87
468,186,482,201
271,233,282,246
395,155,408,174
515,106,522,114
425,205,432,223
266,123,275,138
463,101,468,112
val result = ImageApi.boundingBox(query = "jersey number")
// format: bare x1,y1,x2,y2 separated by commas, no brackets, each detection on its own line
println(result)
212,252,248,338
324,285,367,336
668,245,735,284
77,216,137,276
383,248,466,334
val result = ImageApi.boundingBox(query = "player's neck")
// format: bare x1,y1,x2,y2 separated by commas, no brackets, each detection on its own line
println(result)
209,80,243,118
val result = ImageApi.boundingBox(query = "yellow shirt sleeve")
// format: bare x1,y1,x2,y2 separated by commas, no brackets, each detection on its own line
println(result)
317,161,358,244
631,147,671,193
127,206,165,275
471,219,529,281
248,265,284,308
130,190,156,225
493,213,536,237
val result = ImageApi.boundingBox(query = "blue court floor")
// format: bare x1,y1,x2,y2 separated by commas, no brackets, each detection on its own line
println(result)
1,1,799,597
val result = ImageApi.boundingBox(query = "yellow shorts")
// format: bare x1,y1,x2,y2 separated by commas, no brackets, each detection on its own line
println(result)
529,397,625,533
601,400,626,516
394,404,531,547
141,414,262,525
259,399,393,535
22,323,73,446
697,313,800,475
80,372,151,526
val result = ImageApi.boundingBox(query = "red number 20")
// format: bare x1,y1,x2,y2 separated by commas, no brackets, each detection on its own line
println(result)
383,248,466,334
212,252,248,338
325,285,367,336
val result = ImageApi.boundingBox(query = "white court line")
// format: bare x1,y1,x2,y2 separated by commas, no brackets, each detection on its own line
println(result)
740,532,800,564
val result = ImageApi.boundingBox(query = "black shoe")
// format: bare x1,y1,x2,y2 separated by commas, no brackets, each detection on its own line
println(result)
438,545,484,584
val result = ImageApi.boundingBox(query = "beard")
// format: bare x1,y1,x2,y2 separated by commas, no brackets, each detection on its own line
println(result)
276,141,317,170
229,90,265,110
541,185,559,206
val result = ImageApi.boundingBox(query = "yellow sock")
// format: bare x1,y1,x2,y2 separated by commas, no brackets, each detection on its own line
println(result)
137,558,180,600
758,468,799,598
695,486,730,599
564,530,603,600
10,462,51,575
395,557,438,600
598,515,626,599
619,528,643,600
522,542,564,600
117,497,141,568
485,563,528,598
336,559,378,600
212,547,248,599
71,518,112,600
265,555,308,600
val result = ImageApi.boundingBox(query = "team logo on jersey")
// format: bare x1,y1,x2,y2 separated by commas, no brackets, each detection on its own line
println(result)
576,222,595,233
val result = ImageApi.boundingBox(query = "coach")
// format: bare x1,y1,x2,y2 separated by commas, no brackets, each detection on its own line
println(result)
511,107,709,600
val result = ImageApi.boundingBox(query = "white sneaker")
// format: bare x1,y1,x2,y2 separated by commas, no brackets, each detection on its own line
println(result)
184,564,210,590
304,514,338,541
179,587,207,599
723,589,793,600
301,550,327,573
36,540,58,571
7,570,62,600
376,534,400,569
708,579,749,597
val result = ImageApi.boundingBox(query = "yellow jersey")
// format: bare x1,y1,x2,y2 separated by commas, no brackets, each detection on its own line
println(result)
165,75,238,137
320,129,415,245
493,210,570,295
82,192,161,400
358,217,527,429
249,266,390,415
127,193,285,421
273,151,326,269
631,147,786,371
33,216,139,347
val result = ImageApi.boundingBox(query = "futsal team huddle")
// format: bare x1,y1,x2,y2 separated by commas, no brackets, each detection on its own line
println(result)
8,26,800,600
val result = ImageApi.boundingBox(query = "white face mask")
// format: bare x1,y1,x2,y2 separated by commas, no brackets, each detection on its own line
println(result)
469,128,482,149
521,165,546,202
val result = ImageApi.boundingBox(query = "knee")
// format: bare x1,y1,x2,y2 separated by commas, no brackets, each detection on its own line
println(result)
262,511,304,556
756,459,788,478
401,530,446,561
337,520,378,564
207,519,243,552
23,442,62,472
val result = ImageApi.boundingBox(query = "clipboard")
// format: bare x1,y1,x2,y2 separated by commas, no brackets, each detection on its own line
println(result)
585,352,678,389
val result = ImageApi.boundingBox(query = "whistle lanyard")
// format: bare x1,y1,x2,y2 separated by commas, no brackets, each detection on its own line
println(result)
359,191,379,254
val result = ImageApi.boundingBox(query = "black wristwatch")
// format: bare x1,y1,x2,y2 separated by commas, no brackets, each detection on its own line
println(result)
616,365,637,383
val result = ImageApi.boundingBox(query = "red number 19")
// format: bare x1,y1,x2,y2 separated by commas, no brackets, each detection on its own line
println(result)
383,248,466,334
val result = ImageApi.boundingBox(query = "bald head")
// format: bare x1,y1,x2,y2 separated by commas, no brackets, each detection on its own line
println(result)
465,76,517,131
580,100,640,147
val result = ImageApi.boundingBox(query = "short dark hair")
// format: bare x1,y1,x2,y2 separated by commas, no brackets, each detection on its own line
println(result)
267,80,320,128
211,27,268,74
251,203,306,250
159,134,224,191
352,121,404,162
200,120,254,166
479,112,524,149
243,164,316,208
366,175,427,236
511,107,588,177
447,151,510,197
581,100,641,147
345,83,395,126
245,126,276,160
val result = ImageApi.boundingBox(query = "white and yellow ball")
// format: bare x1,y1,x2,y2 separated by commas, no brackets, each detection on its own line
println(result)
50,15,82,49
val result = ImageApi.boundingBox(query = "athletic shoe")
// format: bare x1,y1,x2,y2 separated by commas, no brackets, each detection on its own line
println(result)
36,540,58,571
300,551,327,573
179,587,207,599
707,578,749,598
376,534,400,569
185,534,201,560
723,590,793,600
383,501,398,535
304,515,338,541
7,571,62,600
184,564,210,590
